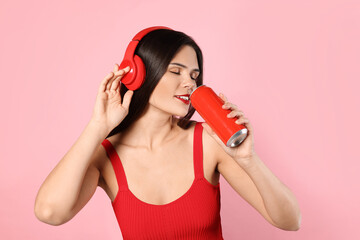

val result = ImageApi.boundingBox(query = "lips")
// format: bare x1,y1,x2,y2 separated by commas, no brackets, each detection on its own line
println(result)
175,94,190,97
174,95,190,104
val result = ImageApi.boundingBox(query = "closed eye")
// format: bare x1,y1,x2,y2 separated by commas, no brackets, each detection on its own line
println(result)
170,71,198,80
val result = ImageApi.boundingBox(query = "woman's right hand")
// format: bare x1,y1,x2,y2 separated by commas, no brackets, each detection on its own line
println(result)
90,64,133,133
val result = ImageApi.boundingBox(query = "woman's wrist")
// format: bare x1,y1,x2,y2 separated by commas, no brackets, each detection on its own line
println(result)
87,119,110,138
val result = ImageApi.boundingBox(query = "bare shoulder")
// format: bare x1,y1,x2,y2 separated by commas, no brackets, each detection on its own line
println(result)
89,133,121,185
184,120,219,154
88,141,108,174
200,122,222,171
188,120,221,173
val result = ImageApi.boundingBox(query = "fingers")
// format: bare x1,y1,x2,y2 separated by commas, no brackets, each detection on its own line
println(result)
222,102,238,110
235,117,249,124
109,72,123,92
99,72,114,93
220,93,238,110
227,110,244,118
122,90,134,109
227,109,248,123
107,66,130,91
220,92,249,125
113,63,119,72
219,93,228,102
99,65,130,94
219,93,233,108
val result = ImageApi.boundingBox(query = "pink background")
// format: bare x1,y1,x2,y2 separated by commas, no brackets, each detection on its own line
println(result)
1,0,359,239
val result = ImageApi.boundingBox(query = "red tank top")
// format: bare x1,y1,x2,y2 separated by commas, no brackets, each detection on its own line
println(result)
101,122,224,239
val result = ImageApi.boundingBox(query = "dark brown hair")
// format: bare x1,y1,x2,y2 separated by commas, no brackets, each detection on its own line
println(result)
106,29,204,138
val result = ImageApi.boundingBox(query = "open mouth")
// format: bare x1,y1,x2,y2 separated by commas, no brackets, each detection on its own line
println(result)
174,95,190,104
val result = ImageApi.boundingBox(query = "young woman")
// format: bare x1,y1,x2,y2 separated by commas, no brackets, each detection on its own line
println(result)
34,28,301,239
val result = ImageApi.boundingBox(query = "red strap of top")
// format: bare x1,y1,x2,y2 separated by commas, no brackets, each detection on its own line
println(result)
194,121,205,180
101,139,128,191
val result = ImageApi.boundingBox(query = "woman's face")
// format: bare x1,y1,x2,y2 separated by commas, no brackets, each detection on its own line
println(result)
149,45,200,117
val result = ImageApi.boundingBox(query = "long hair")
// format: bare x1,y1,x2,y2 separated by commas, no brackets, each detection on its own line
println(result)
106,29,204,138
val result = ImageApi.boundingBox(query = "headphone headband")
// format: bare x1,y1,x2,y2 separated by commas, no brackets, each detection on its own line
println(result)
132,26,173,41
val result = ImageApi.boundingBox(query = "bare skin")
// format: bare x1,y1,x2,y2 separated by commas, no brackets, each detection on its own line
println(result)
97,118,220,205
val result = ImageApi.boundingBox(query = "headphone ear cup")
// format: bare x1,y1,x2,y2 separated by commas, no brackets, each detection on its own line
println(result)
131,54,146,90
120,26,173,90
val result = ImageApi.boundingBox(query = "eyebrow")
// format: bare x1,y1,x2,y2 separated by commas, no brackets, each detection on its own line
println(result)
169,62,200,72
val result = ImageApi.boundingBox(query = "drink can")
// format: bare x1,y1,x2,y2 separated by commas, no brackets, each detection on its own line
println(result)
190,85,248,147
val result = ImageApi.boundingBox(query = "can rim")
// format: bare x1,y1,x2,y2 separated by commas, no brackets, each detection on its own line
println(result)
190,84,206,98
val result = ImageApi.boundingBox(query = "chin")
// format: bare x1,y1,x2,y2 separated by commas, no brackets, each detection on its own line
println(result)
177,108,190,117
170,111,187,119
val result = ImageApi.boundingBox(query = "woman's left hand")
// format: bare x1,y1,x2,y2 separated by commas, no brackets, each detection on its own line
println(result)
202,93,256,163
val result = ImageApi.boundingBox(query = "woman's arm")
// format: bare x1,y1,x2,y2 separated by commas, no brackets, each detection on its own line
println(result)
233,153,301,230
202,92,301,230
34,120,108,225
205,126,301,230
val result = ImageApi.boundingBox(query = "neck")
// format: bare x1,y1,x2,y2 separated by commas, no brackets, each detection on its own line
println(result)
119,113,180,152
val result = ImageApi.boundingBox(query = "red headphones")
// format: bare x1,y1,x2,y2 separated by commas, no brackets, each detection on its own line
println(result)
118,26,174,90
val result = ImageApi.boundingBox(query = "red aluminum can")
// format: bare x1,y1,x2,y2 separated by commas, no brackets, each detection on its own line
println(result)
190,85,248,147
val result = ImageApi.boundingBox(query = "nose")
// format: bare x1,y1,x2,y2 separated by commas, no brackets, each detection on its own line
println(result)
183,76,196,93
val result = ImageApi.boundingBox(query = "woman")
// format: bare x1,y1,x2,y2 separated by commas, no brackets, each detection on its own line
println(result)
34,27,301,239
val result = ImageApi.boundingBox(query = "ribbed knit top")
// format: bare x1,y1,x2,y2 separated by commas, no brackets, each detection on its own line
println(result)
101,122,224,239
